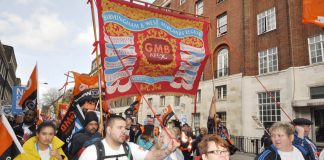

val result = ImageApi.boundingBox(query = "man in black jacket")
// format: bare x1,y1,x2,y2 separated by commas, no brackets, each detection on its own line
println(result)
69,111,102,159
13,109,37,144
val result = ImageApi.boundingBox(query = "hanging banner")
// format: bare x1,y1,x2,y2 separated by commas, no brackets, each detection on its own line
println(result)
97,0,210,100
302,0,324,27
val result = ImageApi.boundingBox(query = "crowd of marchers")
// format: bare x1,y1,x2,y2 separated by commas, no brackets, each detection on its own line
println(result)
3,96,324,160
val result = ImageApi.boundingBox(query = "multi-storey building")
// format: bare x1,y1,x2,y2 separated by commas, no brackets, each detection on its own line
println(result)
144,0,324,146
0,41,20,106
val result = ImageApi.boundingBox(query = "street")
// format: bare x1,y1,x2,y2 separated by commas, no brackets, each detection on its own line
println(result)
231,152,256,160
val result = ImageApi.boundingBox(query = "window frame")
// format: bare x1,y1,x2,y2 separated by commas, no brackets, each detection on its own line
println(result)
195,0,203,16
257,7,276,35
217,12,227,37
216,85,227,100
258,47,278,75
258,90,281,123
160,96,165,107
217,48,229,77
308,34,324,64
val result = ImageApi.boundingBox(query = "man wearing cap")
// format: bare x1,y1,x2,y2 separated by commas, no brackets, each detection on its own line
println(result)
69,111,102,159
293,118,319,160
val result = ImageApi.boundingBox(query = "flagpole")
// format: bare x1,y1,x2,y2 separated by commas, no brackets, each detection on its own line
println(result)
89,0,104,134
208,17,217,134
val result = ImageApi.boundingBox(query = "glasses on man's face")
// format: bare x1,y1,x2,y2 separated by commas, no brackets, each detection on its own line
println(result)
206,150,229,156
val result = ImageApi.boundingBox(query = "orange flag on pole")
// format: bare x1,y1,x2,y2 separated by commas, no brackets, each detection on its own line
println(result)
72,72,102,96
19,65,37,111
302,0,324,27
0,115,23,159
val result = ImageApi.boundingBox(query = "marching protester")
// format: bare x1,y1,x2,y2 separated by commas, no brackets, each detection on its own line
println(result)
79,115,180,160
198,134,230,160
256,122,310,160
68,111,102,160
137,124,157,150
192,127,208,156
261,128,272,149
13,109,37,145
207,96,238,155
293,118,319,160
180,123,194,160
155,127,184,160
15,121,67,160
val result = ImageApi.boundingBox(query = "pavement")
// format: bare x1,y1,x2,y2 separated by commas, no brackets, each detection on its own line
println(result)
231,152,256,160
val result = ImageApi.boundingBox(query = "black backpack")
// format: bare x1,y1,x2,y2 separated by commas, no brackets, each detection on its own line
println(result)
94,141,133,160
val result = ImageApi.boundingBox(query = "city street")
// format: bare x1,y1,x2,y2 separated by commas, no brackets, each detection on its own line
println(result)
231,152,256,160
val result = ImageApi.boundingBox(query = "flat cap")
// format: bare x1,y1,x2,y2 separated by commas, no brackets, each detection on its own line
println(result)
292,118,313,125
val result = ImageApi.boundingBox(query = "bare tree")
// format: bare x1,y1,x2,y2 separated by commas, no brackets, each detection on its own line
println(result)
42,88,62,106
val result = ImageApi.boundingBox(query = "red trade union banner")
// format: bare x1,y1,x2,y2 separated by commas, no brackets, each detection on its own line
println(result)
302,0,324,27
97,0,210,100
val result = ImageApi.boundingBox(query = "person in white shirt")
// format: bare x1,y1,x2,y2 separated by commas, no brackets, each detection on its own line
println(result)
256,122,310,160
79,115,179,160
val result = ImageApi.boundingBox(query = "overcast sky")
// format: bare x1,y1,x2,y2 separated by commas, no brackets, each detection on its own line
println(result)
0,0,154,98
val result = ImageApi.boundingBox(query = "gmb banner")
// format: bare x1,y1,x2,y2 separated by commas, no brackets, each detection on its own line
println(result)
97,0,210,100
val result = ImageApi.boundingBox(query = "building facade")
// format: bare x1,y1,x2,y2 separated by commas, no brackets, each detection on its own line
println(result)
146,0,324,146
0,41,20,106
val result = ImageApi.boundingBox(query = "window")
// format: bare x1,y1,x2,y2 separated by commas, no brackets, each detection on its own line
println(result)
258,47,278,74
258,90,281,123
308,34,324,64
180,0,186,5
175,96,180,106
197,89,201,103
126,97,132,105
217,48,228,77
148,98,153,106
310,86,324,99
216,85,227,100
257,7,276,35
196,0,203,16
314,109,324,143
217,112,226,126
193,113,200,128
160,96,165,107
217,13,227,37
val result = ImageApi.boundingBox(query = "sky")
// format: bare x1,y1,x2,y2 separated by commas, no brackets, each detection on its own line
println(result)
0,0,155,99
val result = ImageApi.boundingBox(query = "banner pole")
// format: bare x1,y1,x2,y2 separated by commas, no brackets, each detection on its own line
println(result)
208,18,217,134
89,0,104,135
254,76,293,122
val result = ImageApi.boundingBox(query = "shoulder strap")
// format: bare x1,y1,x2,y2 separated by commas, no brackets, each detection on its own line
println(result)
122,142,133,160
95,141,105,160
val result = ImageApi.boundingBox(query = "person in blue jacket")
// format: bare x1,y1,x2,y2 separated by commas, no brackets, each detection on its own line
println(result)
293,118,319,160
256,122,311,160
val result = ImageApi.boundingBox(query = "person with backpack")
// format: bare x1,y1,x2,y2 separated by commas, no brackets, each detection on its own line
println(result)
69,111,102,159
79,115,180,160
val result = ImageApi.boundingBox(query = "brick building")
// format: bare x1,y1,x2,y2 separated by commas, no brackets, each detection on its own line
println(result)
139,0,324,146
0,41,20,106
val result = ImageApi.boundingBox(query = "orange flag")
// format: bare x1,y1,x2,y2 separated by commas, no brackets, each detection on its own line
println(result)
72,71,103,96
161,104,175,126
302,0,324,27
19,65,37,111
0,115,23,159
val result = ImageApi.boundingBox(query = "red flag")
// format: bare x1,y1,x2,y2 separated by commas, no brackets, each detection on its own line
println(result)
0,115,23,159
19,65,37,111
302,0,324,27
161,105,175,126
